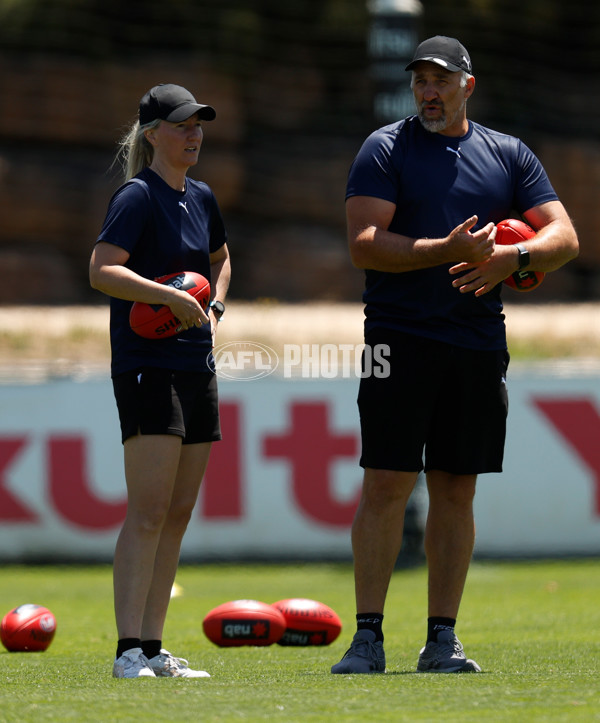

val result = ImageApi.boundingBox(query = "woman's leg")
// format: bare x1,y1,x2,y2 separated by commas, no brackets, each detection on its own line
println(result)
141,442,212,641
113,434,182,639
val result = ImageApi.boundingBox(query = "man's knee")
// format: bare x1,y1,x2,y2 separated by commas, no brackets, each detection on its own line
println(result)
361,468,418,510
427,471,477,508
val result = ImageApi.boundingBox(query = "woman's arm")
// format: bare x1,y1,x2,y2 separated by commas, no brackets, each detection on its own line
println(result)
89,241,209,328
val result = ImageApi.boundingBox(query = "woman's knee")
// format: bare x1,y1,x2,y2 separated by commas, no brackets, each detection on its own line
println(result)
125,495,172,535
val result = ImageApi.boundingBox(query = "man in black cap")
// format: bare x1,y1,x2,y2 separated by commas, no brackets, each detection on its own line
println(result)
331,36,578,675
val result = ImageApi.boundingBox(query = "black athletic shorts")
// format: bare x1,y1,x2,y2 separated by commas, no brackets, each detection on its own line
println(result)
357,328,509,474
112,367,221,445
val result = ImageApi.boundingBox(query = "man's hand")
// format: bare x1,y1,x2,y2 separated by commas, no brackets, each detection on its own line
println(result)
449,243,519,297
445,216,496,264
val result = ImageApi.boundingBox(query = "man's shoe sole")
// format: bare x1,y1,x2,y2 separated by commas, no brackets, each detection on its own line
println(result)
417,659,481,673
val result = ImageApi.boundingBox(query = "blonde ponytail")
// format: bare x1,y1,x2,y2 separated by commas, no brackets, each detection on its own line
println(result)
115,119,161,181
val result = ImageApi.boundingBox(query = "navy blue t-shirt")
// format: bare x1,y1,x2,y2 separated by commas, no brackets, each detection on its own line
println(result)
96,167,227,376
346,117,558,350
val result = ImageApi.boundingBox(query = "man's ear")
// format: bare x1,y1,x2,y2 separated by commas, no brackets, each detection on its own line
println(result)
464,75,476,99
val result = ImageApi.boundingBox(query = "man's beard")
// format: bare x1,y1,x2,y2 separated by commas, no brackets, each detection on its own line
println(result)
418,114,448,133
417,100,465,133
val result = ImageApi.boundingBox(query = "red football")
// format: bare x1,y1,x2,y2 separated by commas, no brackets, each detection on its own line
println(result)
272,598,342,646
202,600,286,647
1,604,57,652
495,218,545,292
129,270,210,339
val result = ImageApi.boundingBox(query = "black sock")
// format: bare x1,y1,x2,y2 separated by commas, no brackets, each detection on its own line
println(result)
141,640,162,660
356,612,384,642
427,617,456,643
116,637,141,659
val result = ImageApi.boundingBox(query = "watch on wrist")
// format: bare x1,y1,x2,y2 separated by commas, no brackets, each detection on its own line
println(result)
209,299,225,321
514,243,530,270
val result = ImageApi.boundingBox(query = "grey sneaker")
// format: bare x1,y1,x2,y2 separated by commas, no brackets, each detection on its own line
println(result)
417,630,481,673
148,649,210,678
331,630,386,674
113,647,156,678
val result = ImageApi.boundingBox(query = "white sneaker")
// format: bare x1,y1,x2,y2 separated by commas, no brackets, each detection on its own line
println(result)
148,649,210,678
113,647,156,678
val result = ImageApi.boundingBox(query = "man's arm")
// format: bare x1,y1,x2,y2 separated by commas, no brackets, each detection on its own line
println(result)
450,200,579,297
346,195,495,272
521,201,579,272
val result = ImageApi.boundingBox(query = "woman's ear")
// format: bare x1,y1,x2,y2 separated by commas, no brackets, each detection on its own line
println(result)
144,128,157,147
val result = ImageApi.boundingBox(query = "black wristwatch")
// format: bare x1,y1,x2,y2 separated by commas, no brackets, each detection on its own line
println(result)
514,243,530,270
209,300,225,321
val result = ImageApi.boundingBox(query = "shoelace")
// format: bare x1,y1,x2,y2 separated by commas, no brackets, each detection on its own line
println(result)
344,637,379,661
432,637,464,660
122,652,151,671
161,653,189,672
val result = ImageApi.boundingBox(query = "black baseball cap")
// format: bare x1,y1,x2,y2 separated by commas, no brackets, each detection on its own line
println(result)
405,36,472,74
139,83,216,126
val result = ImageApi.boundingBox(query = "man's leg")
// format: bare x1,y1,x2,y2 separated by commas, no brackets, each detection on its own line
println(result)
417,470,480,673
353,468,419,613
332,467,417,674
425,470,476,617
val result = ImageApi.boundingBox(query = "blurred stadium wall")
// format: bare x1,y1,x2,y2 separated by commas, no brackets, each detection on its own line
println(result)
0,0,597,305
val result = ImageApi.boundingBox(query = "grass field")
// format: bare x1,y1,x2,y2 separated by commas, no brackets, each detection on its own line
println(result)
1,560,599,722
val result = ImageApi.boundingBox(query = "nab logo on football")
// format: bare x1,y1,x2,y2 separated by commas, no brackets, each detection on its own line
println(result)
222,619,270,641
202,599,286,646
279,629,328,646
209,341,279,380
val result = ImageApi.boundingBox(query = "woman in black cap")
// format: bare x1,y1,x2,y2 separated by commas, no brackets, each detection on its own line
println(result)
90,84,231,679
